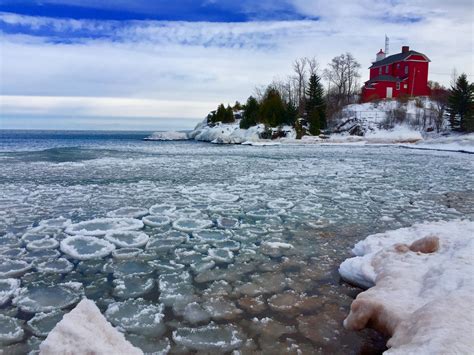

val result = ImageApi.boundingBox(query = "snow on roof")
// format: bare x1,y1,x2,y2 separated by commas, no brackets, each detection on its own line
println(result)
369,50,430,69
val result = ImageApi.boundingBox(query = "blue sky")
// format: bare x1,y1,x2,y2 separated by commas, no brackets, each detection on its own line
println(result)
0,0,473,130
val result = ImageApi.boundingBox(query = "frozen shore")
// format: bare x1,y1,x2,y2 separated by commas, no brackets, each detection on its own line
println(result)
340,220,474,354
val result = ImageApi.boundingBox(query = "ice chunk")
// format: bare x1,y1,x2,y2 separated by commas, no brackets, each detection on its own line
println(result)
267,199,295,210
183,302,211,324
0,279,21,306
0,259,31,278
65,218,144,236
112,247,142,260
203,297,243,320
142,215,171,228
261,241,295,258
26,237,59,251
149,204,176,215
174,249,206,265
105,231,149,248
27,310,65,337
13,283,80,313
216,216,240,229
237,295,267,315
112,260,154,277
146,237,187,252
212,240,241,251
35,258,74,274
105,298,166,337
172,323,245,352
113,277,155,299
106,207,149,219
39,217,72,228
174,208,204,218
60,236,115,260
0,247,26,259
23,249,60,262
210,192,239,203
0,314,24,345
172,218,213,232
40,299,142,355
193,229,231,242
208,248,234,263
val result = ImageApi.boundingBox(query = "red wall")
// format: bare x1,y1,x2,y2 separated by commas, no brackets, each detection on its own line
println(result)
363,55,430,102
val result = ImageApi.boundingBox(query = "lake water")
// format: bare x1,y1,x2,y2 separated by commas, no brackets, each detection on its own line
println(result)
1,130,473,354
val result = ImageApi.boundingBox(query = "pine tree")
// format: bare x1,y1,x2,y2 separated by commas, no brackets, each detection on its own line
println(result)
222,105,235,123
258,88,286,127
240,96,259,129
448,74,474,132
283,100,298,126
305,74,327,129
308,110,320,136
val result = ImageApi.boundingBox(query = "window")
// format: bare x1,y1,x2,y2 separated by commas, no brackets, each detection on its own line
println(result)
379,67,382,75
405,66,409,75
396,82,400,90
386,65,389,74
396,63,400,70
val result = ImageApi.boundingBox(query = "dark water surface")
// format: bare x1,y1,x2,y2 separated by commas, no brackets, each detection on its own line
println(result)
0,130,473,354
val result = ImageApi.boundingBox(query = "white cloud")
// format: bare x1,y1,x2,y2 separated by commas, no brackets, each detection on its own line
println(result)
0,2,473,130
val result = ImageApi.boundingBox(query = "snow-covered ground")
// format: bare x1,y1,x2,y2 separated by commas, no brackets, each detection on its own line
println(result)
340,220,474,354
182,99,473,152
143,131,189,141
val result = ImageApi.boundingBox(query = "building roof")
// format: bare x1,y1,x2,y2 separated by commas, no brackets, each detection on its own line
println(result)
366,75,406,84
369,50,430,69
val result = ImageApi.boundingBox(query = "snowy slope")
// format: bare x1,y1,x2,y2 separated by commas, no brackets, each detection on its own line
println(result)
340,220,474,354
40,298,142,355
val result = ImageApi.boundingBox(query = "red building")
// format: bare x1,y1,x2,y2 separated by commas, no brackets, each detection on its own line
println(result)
361,46,431,102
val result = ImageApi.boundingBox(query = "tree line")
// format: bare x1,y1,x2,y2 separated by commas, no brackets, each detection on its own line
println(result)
208,53,362,136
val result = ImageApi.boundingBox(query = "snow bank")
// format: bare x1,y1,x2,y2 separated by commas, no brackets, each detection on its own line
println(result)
410,133,474,153
189,120,266,144
144,131,189,141
40,298,142,355
340,220,474,354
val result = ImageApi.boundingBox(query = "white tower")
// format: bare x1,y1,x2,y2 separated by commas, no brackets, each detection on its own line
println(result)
385,35,390,56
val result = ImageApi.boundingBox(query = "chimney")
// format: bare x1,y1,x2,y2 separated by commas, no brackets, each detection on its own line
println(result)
376,49,385,62
402,46,409,53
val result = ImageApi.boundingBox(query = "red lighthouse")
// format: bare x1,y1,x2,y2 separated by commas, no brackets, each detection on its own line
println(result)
361,45,431,102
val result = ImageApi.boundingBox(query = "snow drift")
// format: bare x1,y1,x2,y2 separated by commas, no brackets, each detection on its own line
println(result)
340,220,474,354
40,298,142,355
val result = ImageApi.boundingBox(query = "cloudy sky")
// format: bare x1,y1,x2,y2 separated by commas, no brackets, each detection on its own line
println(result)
0,0,473,130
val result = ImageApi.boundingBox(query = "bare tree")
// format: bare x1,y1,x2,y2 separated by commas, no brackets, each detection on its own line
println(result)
323,52,361,117
293,58,307,116
306,57,319,77
430,82,449,132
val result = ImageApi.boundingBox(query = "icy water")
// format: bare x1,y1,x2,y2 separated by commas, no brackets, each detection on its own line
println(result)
1,130,473,354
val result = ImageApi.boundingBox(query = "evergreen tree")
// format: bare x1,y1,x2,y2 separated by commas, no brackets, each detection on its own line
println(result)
308,109,321,136
283,100,298,126
222,105,235,123
258,88,286,127
448,74,474,132
233,101,242,111
305,74,327,129
240,96,259,129
214,104,227,123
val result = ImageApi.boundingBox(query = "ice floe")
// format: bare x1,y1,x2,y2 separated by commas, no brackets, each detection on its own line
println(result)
65,218,144,236
172,323,245,352
105,299,166,337
142,215,171,228
149,204,176,215
60,235,115,260
27,311,65,337
0,278,21,306
172,218,213,232
0,314,24,345
13,283,81,313
107,207,149,219
105,231,149,248
26,237,59,251
113,277,155,299
35,258,74,274
0,259,31,278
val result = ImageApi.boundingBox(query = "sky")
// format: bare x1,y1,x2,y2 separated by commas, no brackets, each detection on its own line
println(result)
0,0,473,131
